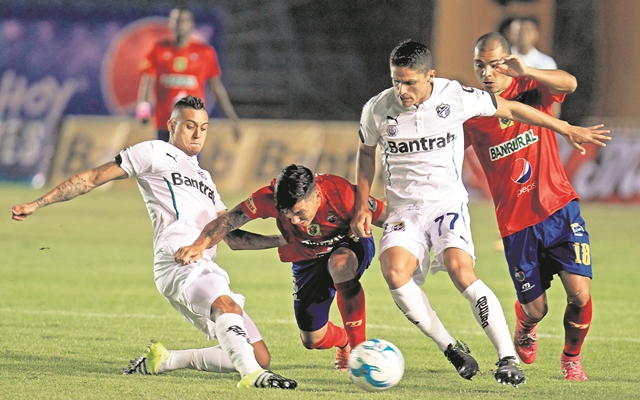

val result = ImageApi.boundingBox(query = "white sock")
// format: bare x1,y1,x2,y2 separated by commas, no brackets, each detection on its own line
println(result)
390,279,456,352
462,279,516,360
159,345,236,373
214,313,262,377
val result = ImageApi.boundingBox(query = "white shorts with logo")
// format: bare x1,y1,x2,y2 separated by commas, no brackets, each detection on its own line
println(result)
153,245,262,342
379,201,475,285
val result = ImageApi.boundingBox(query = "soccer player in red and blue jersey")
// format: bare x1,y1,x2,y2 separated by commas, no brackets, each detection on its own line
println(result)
137,7,242,141
175,164,385,372
464,32,610,381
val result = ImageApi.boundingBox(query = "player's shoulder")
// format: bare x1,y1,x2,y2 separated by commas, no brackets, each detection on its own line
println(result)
316,173,352,187
363,87,400,118
316,174,355,197
189,40,216,52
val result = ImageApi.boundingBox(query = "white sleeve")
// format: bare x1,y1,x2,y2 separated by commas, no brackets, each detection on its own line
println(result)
359,96,382,147
117,141,155,177
457,82,498,120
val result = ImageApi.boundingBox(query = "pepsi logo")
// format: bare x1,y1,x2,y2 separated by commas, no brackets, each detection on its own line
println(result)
510,158,532,184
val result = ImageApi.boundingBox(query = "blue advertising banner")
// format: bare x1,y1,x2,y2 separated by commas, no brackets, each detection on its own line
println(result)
0,4,222,186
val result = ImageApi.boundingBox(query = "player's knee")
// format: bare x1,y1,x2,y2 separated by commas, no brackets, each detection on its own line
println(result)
210,295,243,320
328,248,358,282
567,291,591,307
299,329,325,349
381,263,412,289
523,302,547,321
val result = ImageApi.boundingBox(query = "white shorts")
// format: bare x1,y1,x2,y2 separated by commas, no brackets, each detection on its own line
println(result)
153,245,262,342
379,202,475,285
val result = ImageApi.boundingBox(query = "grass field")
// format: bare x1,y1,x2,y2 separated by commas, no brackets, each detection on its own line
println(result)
2,183,639,399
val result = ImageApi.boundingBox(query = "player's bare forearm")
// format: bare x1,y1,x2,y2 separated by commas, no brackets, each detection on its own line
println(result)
523,68,577,94
352,141,377,237
495,97,611,154
224,229,286,250
199,204,252,248
11,161,127,221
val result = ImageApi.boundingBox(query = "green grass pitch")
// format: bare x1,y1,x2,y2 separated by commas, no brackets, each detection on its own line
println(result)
2,184,639,399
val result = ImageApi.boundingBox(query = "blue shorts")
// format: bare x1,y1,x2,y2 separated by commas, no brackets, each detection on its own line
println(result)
502,200,593,304
292,236,375,332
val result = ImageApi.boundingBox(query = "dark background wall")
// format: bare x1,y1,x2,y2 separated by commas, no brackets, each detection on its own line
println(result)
3,0,597,124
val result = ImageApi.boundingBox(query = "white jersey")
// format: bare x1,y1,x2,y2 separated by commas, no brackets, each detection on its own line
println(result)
515,47,557,70
117,140,226,260
360,77,497,210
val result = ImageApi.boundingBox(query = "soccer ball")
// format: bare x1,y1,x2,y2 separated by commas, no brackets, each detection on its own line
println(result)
348,339,404,392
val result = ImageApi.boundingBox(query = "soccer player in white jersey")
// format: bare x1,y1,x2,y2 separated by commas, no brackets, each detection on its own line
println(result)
351,40,608,387
11,95,297,390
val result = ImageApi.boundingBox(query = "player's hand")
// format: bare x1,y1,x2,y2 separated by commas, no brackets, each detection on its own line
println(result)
561,124,611,155
174,244,206,265
492,54,528,78
135,102,152,125
11,202,37,221
350,206,373,239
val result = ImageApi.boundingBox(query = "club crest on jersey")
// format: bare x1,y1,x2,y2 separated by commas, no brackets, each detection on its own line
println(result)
327,214,337,223
571,223,585,236
306,224,321,236
173,56,188,72
436,103,450,118
384,221,405,233
197,170,207,180
386,116,398,137
499,118,514,129
514,266,526,282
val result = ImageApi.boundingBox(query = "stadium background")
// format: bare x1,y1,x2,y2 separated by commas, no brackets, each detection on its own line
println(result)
0,0,638,202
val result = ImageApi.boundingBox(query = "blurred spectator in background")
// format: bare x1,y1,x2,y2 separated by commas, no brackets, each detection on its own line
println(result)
514,17,560,117
137,7,241,141
498,17,520,53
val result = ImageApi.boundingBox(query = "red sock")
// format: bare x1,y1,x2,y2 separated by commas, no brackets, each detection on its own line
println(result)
563,297,592,357
515,300,538,330
305,321,348,349
335,278,366,347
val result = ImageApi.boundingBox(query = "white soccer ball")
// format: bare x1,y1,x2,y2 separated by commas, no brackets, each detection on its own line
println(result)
348,338,405,392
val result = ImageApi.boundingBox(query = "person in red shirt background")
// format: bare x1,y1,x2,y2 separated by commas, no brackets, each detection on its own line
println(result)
174,164,385,373
136,7,241,141
464,32,611,381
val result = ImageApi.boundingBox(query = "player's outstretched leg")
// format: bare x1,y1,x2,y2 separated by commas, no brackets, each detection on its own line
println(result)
443,339,480,380
238,369,298,389
122,340,170,375
514,301,538,364
560,353,588,381
494,356,526,387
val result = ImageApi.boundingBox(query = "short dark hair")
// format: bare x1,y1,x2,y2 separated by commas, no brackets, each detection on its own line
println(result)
170,95,205,120
498,17,518,36
475,32,512,55
274,164,316,212
520,16,539,27
390,39,433,73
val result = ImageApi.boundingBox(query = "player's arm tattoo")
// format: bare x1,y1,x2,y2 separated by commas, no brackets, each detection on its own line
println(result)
34,162,126,208
201,205,253,246
224,229,287,250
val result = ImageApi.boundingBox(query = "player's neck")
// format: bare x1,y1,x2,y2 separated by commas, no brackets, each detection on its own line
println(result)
175,36,190,48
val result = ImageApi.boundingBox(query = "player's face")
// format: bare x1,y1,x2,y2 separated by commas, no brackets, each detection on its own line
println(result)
283,190,320,227
168,108,209,156
169,9,194,40
474,45,511,93
391,66,435,107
